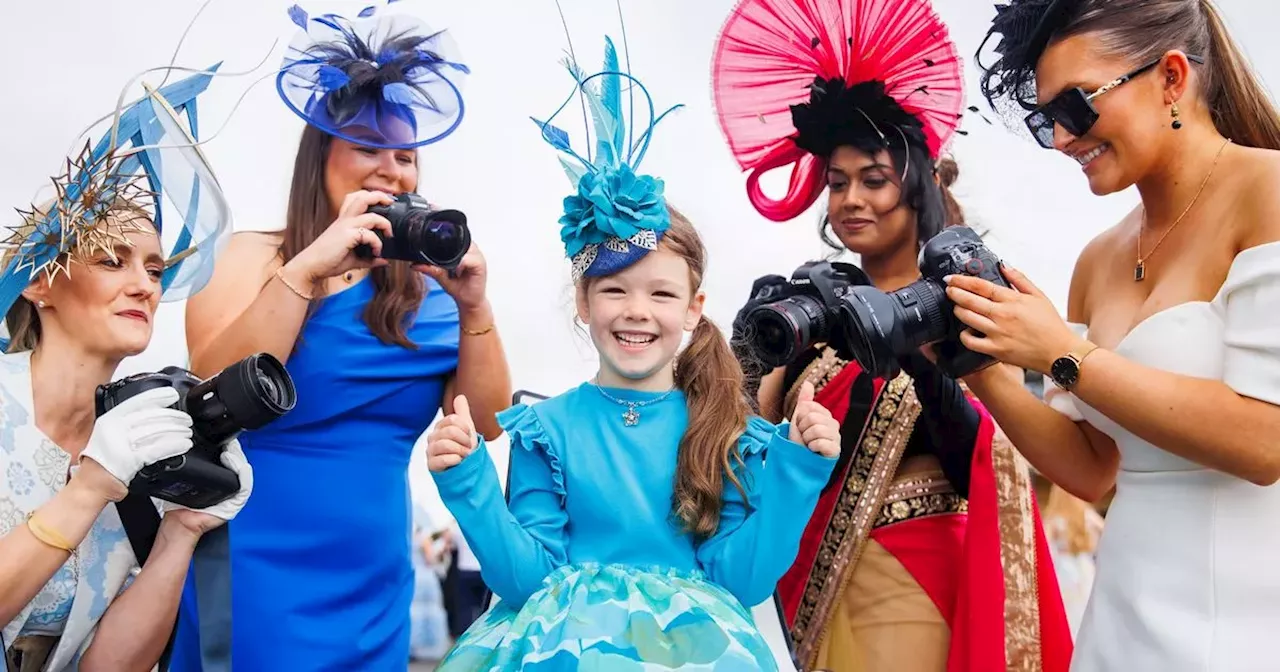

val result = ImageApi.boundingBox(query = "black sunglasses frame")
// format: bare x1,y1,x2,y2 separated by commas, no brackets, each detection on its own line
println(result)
1024,55,1205,149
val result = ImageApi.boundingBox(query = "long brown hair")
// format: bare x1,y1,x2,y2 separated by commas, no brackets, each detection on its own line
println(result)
579,207,751,540
1060,0,1280,150
3,200,153,353
279,125,425,348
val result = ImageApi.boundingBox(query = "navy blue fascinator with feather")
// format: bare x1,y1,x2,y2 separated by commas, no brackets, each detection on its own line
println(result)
278,1,470,149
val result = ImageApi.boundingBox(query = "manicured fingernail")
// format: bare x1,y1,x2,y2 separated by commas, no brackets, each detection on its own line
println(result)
943,275,955,284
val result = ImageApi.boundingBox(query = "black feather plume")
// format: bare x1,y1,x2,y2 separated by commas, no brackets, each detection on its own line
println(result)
975,0,1085,111
790,78,928,158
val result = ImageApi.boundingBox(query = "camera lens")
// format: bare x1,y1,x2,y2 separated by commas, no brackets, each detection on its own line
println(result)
185,353,297,446
400,209,470,268
744,295,831,368
838,280,950,378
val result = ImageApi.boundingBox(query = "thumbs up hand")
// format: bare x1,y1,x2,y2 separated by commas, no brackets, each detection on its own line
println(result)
789,381,840,458
428,395,479,473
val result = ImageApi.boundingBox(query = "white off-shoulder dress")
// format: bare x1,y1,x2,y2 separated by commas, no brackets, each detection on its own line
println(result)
1044,242,1280,671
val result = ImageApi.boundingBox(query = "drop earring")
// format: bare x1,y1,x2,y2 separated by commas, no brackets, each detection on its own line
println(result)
1171,103,1183,130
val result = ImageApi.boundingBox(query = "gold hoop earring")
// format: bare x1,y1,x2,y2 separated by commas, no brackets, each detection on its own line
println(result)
1171,103,1183,130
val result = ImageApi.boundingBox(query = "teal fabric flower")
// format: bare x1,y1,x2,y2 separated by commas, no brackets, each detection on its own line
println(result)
559,164,670,259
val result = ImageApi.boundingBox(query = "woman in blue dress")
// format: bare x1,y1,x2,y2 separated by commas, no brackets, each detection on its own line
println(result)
171,5,511,670
426,38,841,669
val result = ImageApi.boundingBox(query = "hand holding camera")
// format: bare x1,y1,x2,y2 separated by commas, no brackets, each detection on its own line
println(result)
96,353,296,509
742,227,1013,380
789,381,840,458
161,439,254,535
945,264,1084,376
288,190,397,283
427,395,478,473
348,192,488,310
77,387,194,503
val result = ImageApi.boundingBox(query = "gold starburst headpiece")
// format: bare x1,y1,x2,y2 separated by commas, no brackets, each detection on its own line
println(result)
4,142,158,283
0,66,232,350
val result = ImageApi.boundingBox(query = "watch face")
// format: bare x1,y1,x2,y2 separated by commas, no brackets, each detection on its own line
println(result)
1051,356,1080,388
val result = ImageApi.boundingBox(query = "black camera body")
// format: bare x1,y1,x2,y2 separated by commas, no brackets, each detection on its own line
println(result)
355,193,471,271
741,261,871,368
95,353,297,509
744,226,1010,379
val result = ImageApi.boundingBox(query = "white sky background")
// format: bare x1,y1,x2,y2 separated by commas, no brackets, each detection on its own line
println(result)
2,0,1276,526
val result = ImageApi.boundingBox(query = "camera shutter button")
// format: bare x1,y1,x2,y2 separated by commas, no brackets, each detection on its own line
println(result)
964,258,985,275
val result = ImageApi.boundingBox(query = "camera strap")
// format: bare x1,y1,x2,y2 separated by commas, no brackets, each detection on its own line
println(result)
115,493,178,669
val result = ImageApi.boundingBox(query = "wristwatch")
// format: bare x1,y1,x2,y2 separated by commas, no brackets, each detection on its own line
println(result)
1050,344,1100,391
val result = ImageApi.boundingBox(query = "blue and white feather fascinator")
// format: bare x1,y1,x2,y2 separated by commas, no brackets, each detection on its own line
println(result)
533,30,683,281
0,66,231,351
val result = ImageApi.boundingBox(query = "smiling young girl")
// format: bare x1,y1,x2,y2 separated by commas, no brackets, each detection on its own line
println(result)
424,37,840,670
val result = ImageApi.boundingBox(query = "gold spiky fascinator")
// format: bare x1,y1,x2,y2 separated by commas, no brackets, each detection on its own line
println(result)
0,66,233,349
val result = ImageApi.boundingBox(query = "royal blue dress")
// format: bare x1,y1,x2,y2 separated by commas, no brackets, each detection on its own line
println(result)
433,383,836,670
172,276,459,671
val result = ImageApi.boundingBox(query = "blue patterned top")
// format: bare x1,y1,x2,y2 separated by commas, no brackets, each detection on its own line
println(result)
20,561,78,636
433,382,837,609
2,351,141,666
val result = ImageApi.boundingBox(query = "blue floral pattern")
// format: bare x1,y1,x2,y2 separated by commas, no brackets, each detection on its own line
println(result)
7,462,35,496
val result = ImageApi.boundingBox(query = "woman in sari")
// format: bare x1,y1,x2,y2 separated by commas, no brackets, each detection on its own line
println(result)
724,16,1073,670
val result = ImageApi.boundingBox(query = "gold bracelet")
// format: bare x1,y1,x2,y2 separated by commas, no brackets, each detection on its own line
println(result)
26,512,76,553
275,266,315,301
461,324,495,337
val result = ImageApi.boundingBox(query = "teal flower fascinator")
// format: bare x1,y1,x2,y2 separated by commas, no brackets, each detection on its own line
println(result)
533,26,682,280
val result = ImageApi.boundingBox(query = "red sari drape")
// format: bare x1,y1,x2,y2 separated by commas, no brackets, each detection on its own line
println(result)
775,357,1073,671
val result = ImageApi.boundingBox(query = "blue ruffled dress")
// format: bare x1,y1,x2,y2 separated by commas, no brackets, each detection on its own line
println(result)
432,383,836,670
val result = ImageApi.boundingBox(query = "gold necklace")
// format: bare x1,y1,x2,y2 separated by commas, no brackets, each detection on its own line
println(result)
1135,137,1232,282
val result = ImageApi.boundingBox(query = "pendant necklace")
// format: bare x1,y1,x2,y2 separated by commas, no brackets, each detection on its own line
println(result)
591,380,677,427
1135,137,1231,282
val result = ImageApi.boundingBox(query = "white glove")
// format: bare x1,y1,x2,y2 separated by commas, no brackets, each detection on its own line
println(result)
80,387,193,486
162,439,254,521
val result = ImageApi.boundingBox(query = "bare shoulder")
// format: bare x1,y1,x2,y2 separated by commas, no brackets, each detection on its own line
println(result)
227,231,285,261
1233,146,1280,248
189,231,282,310
1066,209,1138,323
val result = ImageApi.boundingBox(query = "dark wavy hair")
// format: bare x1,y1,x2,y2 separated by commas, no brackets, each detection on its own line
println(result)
977,0,1280,150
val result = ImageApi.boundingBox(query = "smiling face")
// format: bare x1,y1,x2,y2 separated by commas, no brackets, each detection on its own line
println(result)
22,212,164,360
1035,33,1177,195
825,146,919,257
576,247,705,390
323,136,419,214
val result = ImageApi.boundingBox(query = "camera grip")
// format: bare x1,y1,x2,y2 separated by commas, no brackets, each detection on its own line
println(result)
131,452,241,510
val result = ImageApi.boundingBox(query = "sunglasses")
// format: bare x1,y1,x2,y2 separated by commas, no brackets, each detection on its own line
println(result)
1024,55,1204,149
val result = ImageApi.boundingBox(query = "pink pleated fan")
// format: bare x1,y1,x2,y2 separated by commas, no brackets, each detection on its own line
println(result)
712,0,965,222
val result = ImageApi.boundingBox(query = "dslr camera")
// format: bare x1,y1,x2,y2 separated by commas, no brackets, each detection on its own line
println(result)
95,353,297,509
355,193,472,271
744,226,1011,379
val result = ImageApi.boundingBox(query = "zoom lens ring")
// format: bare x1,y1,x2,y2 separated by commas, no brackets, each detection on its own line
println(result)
911,281,950,344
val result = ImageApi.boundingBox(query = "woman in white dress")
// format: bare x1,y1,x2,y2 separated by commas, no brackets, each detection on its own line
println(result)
948,0,1280,669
